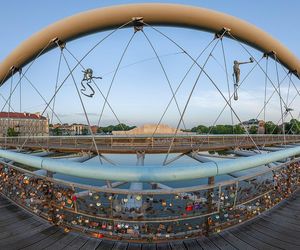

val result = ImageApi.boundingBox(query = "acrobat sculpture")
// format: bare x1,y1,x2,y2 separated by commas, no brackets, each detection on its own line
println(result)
233,57,254,100
81,68,102,97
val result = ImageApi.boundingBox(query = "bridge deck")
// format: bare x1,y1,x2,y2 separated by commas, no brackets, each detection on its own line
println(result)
0,190,299,250
2,135,300,154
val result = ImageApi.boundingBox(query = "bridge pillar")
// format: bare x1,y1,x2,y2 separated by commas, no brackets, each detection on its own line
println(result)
205,176,215,236
46,170,55,178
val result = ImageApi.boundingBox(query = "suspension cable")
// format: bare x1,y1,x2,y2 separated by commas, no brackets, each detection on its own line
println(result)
142,29,187,131
8,70,14,115
232,70,289,150
59,51,117,165
19,69,22,113
16,21,133,154
101,51,184,77
51,50,63,125
22,74,64,125
195,57,263,153
228,32,300,138
149,37,216,139
61,51,103,165
0,69,14,110
1,40,52,112
64,48,129,137
274,55,286,145
0,69,15,112
210,53,226,72
5,70,14,149
276,59,300,134
163,37,222,165
96,31,136,129
286,72,292,109
256,72,289,122
263,57,269,122
221,39,234,134
143,23,261,154
156,37,224,162
36,20,133,121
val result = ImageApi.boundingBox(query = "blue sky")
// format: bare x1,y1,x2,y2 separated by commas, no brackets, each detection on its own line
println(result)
0,0,300,128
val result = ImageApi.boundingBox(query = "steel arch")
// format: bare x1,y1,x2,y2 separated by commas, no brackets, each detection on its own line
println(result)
0,3,300,84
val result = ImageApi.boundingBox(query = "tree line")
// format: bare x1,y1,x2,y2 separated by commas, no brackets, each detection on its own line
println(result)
189,119,300,135
97,123,136,134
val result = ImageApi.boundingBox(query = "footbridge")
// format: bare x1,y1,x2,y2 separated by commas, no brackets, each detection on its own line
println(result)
0,3,300,249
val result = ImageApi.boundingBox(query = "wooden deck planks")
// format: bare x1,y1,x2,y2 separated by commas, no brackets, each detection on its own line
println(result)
111,241,128,250
156,242,172,250
6,226,61,249
44,232,81,250
183,239,202,250
80,238,102,250
96,240,116,250
196,238,219,250
208,235,237,250
218,231,256,250
0,191,300,250
63,235,89,250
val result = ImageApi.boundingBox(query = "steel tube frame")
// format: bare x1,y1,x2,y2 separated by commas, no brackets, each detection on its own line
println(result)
0,146,299,182
1,3,300,84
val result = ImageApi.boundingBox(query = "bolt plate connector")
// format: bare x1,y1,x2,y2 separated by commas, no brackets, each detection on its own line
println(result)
132,17,144,32
215,27,231,39
263,50,276,58
9,66,21,74
51,37,66,50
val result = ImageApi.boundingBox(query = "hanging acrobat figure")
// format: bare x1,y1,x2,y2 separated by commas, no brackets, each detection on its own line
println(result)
81,68,102,97
233,57,254,100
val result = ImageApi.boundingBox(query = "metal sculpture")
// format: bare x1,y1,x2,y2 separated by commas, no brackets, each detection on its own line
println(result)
81,68,102,97
233,57,254,100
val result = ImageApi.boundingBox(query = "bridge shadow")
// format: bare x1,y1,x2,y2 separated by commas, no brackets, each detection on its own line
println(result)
0,190,299,250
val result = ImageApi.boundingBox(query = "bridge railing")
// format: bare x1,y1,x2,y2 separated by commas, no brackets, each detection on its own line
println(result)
0,157,299,241
1,134,300,153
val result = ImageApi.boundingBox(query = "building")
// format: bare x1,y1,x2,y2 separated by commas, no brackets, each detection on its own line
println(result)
112,124,193,135
50,123,90,135
240,119,265,134
90,125,99,134
0,112,49,136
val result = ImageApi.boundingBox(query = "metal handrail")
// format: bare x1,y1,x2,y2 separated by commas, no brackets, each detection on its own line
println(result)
0,157,297,195
1,146,300,182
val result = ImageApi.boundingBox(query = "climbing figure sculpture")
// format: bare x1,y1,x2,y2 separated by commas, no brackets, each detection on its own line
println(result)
81,68,102,97
233,57,254,100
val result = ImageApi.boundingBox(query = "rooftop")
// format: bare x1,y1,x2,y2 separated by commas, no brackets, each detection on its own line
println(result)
0,112,47,120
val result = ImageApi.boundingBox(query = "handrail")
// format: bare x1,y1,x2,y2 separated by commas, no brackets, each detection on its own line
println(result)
0,157,298,195
1,134,300,139
1,146,300,182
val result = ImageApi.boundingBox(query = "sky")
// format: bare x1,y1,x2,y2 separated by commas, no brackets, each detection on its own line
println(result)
0,0,300,128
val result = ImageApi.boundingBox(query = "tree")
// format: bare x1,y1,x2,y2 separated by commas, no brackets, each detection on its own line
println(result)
234,125,245,134
97,124,136,134
249,126,257,134
51,127,62,136
191,125,209,134
82,127,89,135
265,121,279,134
287,119,300,134
7,127,19,137
191,124,244,134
